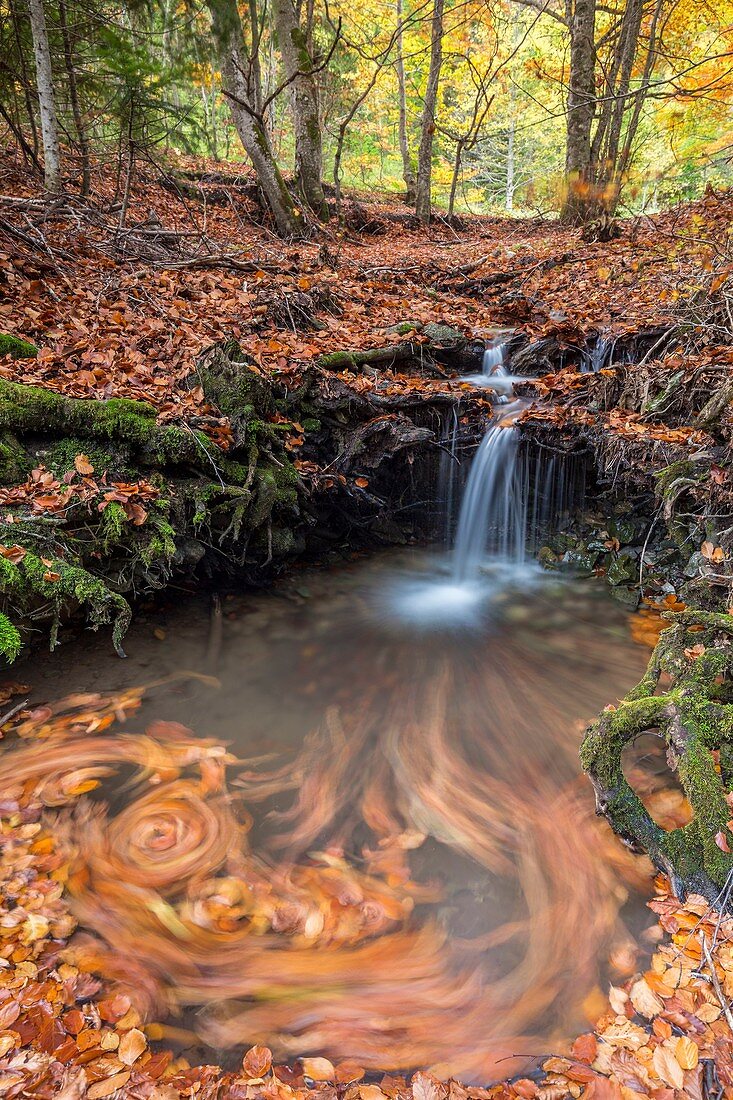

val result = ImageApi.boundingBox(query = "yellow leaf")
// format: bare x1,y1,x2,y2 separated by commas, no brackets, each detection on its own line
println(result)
629,977,663,1019
652,1043,684,1089
118,1027,146,1065
301,1058,335,1081
74,453,94,476
675,1036,699,1070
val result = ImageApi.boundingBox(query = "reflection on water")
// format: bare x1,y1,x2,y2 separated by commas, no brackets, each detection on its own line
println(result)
14,551,653,1081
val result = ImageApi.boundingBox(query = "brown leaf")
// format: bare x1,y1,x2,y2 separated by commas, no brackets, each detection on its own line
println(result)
74,454,94,476
87,1071,131,1098
242,1045,272,1079
570,1033,598,1064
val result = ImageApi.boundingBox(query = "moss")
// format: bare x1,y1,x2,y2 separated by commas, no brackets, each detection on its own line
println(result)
0,434,29,485
101,502,127,547
582,610,733,896
0,380,221,469
45,438,125,480
0,613,21,662
140,511,176,568
302,418,321,432
0,334,38,359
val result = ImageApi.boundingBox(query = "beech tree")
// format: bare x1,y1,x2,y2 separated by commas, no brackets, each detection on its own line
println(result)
274,0,329,220
206,0,307,238
414,0,445,223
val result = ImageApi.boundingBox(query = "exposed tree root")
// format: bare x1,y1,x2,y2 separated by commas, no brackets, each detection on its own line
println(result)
581,609,733,903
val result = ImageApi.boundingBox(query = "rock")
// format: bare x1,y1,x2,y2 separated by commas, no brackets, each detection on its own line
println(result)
607,553,638,585
422,323,465,349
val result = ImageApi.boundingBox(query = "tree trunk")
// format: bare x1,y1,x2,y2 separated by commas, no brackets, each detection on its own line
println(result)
414,0,445,225
58,0,90,196
273,0,329,221
207,0,307,238
10,0,40,164
395,0,416,205
560,0,596,224
447,137,464,217
27,0,61,192
247,0,264,117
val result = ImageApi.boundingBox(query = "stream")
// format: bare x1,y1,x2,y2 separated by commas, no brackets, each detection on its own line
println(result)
8,350,667,1081
14,549,657,1082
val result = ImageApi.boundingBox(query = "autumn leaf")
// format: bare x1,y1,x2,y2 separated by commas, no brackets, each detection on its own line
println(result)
74,453,94,476
652,1043,685,1089
242,1045,272,1079
301,1058,335,1081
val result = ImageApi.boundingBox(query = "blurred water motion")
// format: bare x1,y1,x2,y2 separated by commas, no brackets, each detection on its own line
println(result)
11,552,653,1081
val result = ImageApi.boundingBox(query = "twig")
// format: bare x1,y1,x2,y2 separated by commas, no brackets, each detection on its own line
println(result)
700,933,733,1032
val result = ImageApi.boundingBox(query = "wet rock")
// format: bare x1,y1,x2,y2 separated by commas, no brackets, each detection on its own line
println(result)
607,554,638,585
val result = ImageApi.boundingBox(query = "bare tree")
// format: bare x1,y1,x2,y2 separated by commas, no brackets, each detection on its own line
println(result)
27,0,61,190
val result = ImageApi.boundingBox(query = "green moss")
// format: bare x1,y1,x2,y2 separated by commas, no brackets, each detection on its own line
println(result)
0,434,29,485
0,380,221,469
45,439,124,480
101,502,127,547
0,334,38,359
581,609,733,895
0,613,21,662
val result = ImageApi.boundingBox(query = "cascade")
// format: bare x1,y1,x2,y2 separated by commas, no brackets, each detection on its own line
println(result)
581,333,617,373
451,399,528,582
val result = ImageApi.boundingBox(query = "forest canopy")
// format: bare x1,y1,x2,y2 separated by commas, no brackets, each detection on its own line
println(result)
2,0,733,229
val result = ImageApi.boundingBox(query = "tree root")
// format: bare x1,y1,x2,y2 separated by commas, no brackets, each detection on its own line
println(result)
581,609,733,903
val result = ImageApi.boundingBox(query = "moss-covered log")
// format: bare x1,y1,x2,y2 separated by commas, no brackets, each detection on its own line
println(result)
581,609,733,902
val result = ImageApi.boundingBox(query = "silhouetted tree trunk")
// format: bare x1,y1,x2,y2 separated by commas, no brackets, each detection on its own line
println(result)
274,0,329,220
415,0,444,224
395,0,416,205
207,0,307,238
27,0,61,191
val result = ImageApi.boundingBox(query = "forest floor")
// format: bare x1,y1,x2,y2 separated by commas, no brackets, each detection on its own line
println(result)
1,147,733,1099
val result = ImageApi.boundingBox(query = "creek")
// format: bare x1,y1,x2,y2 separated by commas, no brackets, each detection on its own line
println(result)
11,347,666,1080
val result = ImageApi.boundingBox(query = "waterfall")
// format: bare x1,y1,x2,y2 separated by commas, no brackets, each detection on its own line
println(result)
581,334,617,373
451,400,528,582
437,405,460,545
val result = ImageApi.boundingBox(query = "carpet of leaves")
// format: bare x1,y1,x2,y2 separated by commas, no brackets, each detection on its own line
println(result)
0,684,729,1099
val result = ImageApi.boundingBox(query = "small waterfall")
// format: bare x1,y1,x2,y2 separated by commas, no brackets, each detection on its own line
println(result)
482,341,507,378
436,405,460,545
581,334,617,373
451,400,528,582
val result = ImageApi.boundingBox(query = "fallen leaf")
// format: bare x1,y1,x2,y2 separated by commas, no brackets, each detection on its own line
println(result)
242,1045,272,1079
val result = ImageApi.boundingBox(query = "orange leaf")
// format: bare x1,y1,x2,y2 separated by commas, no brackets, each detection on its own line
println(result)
74,453,94,476
242,1045,272,1080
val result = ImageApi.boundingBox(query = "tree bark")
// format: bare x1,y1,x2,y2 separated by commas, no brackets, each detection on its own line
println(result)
395,0,416,205
414,0,445,225
273,0,329,220
207,0,307,238
560,0,596,224
58,0,90,196
27,0,61,192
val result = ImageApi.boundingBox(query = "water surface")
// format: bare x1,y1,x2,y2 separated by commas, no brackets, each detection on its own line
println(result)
19,551,654,1081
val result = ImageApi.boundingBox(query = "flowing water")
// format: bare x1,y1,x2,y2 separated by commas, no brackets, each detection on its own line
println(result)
7,352,661,1081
